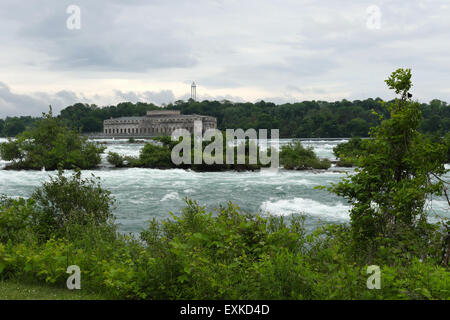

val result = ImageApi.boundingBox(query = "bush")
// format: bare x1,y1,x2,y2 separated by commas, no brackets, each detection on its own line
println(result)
0,140,22,161
0,197,38,244
0,194,448,300
443,132,450,162
139,142,173,168
329,68,449,260
333,137,366,167
106,152,125,167
280,141,331,170
0,108,105,170
31,169,115,239
106,134,271,172
336,158,355,167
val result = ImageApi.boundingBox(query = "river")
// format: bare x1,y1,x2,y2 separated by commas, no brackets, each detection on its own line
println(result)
0,138,448,234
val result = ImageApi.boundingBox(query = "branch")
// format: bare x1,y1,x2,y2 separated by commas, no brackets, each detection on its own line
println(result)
430,172,449,185
444,186,450,208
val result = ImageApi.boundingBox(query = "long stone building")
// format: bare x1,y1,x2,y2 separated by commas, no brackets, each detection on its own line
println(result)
103,110,217,137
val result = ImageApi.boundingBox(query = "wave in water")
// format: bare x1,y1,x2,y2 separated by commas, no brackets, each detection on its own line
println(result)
160,191,180,202
260,197,351,221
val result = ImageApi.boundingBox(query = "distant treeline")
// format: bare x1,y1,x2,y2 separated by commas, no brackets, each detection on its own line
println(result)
1,98,449,138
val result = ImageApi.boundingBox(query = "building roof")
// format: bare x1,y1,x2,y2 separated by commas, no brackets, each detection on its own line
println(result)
107,116,143,121
104,114,216,123
146,110,181,116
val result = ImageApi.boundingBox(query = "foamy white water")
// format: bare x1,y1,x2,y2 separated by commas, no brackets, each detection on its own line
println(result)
0,137,448,233
261,197,351,220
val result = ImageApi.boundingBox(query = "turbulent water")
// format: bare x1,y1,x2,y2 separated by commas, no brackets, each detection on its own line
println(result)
0,137,448,234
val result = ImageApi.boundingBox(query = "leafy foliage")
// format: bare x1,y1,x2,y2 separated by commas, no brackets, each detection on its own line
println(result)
2,98,449,138
444,132,450,162
106,152,125,168
0,116,37,137
333,137,366,167
107,134,270,171
0,194,448,299
280,141,331,170
138,140,174,168
31,170,115,239
59,102,161,133
329,68,449,261
0,108,105,170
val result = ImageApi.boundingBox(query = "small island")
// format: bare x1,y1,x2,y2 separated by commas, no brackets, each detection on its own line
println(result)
0,108,105,171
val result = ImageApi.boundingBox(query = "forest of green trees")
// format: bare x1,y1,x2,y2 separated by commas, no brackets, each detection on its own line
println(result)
1,97,449,138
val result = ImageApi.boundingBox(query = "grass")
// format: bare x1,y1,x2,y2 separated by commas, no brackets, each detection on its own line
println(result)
0,279,106,300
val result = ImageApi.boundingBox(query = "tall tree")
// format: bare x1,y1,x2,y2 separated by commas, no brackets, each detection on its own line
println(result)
329,68,449,260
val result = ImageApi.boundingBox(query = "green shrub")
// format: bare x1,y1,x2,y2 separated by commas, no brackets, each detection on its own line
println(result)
106,152,125,167
336,158,355,167
280,141,331,170
31,169,115,239
0,140,22,161
0,196,448,300
443,132,450,162
0,197,38,244
329,68,449,261
139,142,173,168
333,137,366,167
106,134,269,171
0,108,105,170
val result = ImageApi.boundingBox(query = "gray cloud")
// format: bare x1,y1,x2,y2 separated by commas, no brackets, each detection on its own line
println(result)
0,83,179,118
0,82,91,117
5,0,197,71
0,82,48,117
1,0,450,117
114,89,176,105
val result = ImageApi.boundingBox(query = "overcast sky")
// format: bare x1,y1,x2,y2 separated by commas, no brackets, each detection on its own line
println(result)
0,0,449,117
